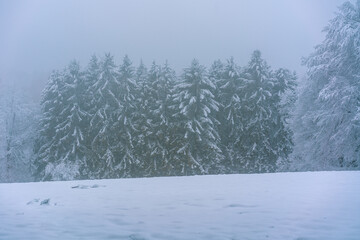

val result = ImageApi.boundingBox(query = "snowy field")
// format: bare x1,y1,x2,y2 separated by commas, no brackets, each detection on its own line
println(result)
0,171,359,240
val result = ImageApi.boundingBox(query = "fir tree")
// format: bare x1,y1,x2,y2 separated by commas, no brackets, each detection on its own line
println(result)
208,60,226,162
35,71,64,180
141,61,177,176
116,55,139,177
157,61,177,175
88,53,121,178
140,62,163,176
35,61,87,180
273,68,297,170
133,60,148,170
216,58,244,171
240,51,278,173
172,59,222,175
82,55,101,178
56,61,88,177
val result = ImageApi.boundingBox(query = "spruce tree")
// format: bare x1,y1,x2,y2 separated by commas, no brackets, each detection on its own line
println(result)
35,62,87,181
55,61,88,177
82,55,101,178
273,68,297,170
140,62,163,176
240,51,278,173
134,60,148,171
35,71,65,180
116,55,139,177
141,61,177,176
208,60,226,163
157,61,177,175
88,53,121,178
172,59,222,175
216,58,244,171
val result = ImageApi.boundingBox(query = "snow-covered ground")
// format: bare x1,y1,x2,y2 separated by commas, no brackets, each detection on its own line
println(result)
0,171,359,240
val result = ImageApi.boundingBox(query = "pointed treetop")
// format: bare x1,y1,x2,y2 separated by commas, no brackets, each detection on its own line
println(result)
210,59,224,73
191,58,200,67
88,54,99,67
251,50,262,60
122,55,132,66
247,50,271,81
136,60,148,78
102,53,116,69
149,61,161,76
68,60,80,75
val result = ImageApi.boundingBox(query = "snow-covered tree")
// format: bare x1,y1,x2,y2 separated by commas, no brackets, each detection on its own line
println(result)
137,62,163,176
35,70,66,180
209,59,224,98
115,55,140,177
35,61,88,181
81,55,101,178
208,60,226,158
88,53,121,178
292,0,360,170
84,55,101,112
215,58,244,170
156,61,177,175
172,59,222,175
34,71,62,180
272,68,297,170
135,60,148,126
133,60,148,169
0,81,38,183
55,62,88,177
239,50,279,173
140,61,177,176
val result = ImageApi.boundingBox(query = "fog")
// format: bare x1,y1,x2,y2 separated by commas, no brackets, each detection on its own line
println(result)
0,0,345,100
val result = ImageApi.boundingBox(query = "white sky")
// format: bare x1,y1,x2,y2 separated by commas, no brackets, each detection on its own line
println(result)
0,0,346,98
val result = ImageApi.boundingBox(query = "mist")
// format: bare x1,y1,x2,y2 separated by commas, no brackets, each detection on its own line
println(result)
0,0,344,100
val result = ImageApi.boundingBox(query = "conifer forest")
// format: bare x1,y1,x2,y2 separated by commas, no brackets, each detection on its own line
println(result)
0,1,359,182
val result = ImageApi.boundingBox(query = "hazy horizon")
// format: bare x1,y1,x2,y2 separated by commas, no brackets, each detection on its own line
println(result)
0,0,346,100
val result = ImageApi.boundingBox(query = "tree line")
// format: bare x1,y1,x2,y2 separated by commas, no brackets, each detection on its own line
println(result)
33,51,296,180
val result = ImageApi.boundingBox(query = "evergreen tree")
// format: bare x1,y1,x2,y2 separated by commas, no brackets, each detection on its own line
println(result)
141,61,177,176
88,53,121,178
272,68,297,170
208,59,225,103
57,62,88,176
215,58,244,170
208,60,226,161
140,62,163,176
240,51,278,173
157,61,177,175
35,61,87,180
82,55,101,178
292,0,360,170
172,59,222,175
116,55,139,177
35,71,64,180
133,60,148,170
